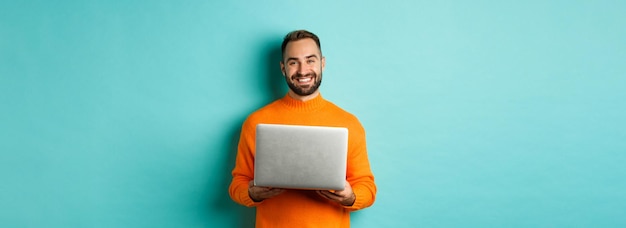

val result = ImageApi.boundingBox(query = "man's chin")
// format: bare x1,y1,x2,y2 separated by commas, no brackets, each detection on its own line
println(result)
294,91,314,96
287,79,321,96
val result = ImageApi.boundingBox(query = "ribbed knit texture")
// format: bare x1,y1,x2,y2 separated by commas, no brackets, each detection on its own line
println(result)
229,94,377,228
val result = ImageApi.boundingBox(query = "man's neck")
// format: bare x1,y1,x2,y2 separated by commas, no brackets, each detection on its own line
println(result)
287,90,320,102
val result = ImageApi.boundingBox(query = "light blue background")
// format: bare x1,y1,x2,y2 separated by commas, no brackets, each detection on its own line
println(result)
1,0,625,227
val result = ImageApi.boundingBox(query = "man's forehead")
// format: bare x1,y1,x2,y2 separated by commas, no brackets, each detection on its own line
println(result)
285,39,321,56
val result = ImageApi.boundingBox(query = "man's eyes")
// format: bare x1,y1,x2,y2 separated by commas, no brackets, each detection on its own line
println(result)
287,59,315,66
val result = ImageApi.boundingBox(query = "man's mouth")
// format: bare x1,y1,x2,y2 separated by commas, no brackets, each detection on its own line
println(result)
286,72,321,96
293,75,314,86
297,77,312,83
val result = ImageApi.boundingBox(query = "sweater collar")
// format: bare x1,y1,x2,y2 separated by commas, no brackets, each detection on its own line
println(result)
279,93,327,111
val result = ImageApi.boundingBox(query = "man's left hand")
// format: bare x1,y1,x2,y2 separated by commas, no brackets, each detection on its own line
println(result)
316,181,355,206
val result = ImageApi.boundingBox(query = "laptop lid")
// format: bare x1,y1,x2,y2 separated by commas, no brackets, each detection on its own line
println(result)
254,124,348,190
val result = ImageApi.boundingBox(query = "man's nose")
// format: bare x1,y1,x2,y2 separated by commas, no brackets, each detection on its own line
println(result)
297,64,306,74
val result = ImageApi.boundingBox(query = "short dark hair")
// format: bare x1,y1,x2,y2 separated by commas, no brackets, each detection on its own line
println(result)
281,30,321,61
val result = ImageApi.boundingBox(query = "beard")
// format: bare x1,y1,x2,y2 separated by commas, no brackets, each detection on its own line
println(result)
285,72,323,96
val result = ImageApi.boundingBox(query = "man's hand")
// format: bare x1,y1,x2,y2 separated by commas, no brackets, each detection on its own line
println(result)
317,181,356,206
248,181,285,202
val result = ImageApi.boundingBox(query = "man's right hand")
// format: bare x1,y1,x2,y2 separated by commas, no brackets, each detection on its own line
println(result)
248,180,285,202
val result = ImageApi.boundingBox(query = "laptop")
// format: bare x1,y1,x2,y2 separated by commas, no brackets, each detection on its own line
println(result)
254,123,348,190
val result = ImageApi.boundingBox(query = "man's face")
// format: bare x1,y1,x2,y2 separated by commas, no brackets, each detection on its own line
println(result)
280,38,325,97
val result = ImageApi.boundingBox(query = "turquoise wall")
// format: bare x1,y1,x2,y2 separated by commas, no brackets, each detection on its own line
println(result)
1,0,625,227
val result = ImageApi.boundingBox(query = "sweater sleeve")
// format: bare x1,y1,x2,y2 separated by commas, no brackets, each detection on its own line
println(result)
343,123,377,210
228,120,260,207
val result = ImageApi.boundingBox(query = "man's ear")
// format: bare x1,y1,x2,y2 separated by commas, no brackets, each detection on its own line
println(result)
280,61,285,76
321,56,326,71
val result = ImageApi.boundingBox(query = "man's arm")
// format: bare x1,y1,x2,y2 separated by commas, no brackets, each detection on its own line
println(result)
228,123,260,207
342,124,377,210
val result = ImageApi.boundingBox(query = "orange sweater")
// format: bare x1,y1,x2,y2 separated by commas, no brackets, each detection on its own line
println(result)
229,94,376,228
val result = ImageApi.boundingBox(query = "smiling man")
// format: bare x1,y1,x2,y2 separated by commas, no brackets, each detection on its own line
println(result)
228,30,377,227
281,37,324,100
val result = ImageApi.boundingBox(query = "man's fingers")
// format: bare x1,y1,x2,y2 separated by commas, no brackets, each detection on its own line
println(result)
268,188,285,195
317,190,341,201
317,190,331,199
259,188,285,197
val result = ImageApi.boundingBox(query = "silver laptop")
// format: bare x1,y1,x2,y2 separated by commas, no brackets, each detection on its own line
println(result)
254,124,348,190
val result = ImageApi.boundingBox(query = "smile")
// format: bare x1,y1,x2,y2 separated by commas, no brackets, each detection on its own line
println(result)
297,77,312,83
293,75,314,85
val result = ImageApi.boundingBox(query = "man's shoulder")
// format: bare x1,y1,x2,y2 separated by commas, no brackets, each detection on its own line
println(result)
324,100,360,120
251,99,283,116
321,100,366,133
242,99,283,126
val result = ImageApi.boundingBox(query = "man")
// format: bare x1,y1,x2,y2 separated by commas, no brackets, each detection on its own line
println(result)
228,30,376,227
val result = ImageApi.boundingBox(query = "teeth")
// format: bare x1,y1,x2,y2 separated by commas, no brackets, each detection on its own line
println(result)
298,77,312,82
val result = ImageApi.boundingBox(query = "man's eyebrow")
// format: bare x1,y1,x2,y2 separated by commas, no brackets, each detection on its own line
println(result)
305,54,319,59
285,55,319,62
